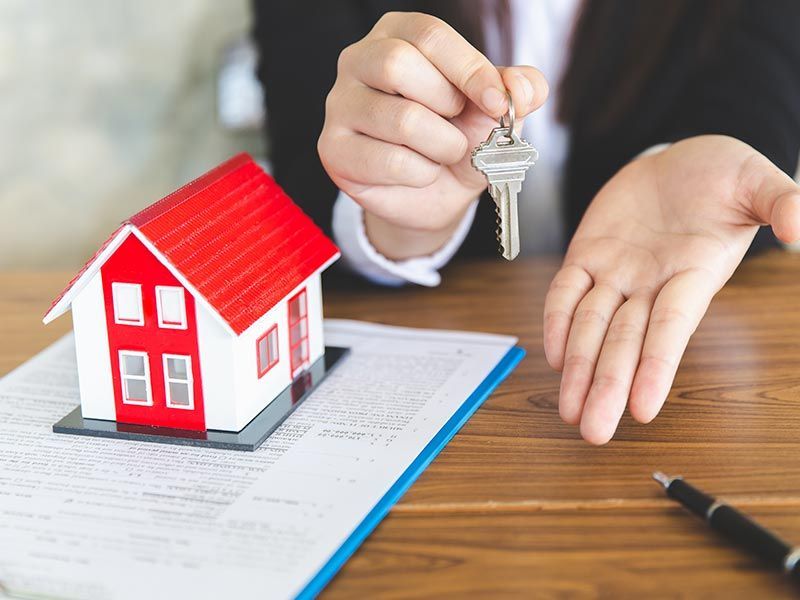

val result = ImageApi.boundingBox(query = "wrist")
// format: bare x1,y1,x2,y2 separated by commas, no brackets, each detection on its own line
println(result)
364,210,467,261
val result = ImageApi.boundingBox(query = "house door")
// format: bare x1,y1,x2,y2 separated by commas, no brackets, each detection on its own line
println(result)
288,288,309,377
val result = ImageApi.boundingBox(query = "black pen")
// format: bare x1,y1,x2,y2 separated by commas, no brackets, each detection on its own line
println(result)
652,471,800,579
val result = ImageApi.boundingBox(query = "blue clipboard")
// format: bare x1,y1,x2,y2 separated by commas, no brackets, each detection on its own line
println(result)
297,345,526,598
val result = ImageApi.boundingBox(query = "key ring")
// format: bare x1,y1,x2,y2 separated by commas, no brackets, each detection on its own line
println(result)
498,90,515,136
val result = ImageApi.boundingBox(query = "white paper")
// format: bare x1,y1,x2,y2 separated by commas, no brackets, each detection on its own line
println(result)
0,319,516,600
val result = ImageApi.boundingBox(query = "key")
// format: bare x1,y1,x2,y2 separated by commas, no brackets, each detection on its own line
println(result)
471,99,538,260
472,127,538,260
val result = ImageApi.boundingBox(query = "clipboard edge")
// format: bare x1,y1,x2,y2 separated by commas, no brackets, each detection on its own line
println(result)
297,345,526,599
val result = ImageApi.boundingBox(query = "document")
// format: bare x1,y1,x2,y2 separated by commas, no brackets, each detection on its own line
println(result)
0,320,517,599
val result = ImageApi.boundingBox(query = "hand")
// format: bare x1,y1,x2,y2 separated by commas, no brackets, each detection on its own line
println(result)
544,135,800,444
318,11,548,259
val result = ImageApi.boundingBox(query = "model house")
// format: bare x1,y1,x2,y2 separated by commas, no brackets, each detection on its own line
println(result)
44,153,340,435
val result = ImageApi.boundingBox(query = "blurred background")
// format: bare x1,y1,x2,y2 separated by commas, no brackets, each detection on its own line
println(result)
1,1,798,270
0,0,266,269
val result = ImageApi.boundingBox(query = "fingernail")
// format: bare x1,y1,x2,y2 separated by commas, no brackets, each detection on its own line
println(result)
517,74,534,108
481,87,506,115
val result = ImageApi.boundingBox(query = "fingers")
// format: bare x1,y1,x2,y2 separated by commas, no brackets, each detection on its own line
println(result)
549,269,719,445
346,85,469,165
579,294,653,445
559,283,625,426
629,269,719,424
499,66,549,121
374,12,508,117
319,131,440,189
543,265,593,370
343,38,466,118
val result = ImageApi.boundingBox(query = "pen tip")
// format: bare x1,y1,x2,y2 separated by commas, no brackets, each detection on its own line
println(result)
651,471,671,488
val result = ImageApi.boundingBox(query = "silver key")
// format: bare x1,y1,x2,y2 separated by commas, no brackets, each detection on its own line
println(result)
471,98,538,260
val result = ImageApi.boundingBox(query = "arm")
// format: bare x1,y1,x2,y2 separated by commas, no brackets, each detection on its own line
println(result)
255,6,546,283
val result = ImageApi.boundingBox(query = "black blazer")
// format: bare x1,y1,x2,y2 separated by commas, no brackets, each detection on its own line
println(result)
253,0,800,260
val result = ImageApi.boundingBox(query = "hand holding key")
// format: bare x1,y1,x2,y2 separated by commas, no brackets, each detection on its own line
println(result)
318,11,548,261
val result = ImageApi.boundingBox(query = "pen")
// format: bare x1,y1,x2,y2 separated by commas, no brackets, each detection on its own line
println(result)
652,471,800,579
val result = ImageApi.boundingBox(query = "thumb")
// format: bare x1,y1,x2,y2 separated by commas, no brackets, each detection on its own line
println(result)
498,66,549,123
747,156,800,243
769,191,800,243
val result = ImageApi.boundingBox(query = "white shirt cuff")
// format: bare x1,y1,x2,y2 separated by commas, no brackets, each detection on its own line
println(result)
332,192,477,287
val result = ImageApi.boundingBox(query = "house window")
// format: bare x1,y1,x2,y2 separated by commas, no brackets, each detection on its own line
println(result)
288,289,309,374
156,286,187,329
112,282,144,326
119,350,152,405
256,325,279,377
163,354,194,409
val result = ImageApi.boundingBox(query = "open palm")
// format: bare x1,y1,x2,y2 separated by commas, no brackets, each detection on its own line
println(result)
544,135,800,444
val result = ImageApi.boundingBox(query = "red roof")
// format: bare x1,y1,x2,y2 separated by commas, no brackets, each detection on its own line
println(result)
47,153,339,335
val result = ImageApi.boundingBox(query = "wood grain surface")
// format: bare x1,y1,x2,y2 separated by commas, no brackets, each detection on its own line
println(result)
2,251,800,598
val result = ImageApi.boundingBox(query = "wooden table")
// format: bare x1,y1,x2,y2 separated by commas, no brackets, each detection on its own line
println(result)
2,252,800,598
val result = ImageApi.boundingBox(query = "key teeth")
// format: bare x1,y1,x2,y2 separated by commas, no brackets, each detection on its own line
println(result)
495,203,505,253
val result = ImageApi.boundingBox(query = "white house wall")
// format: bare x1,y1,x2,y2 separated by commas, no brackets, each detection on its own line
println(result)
71,271,115,420
195,301,238,431
229,270,327,431
305,273,324,364
231,297,291,430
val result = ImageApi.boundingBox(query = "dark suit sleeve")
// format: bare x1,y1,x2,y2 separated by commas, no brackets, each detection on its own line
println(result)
252,1,371,236
661,0,800,176
565,0,800,251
